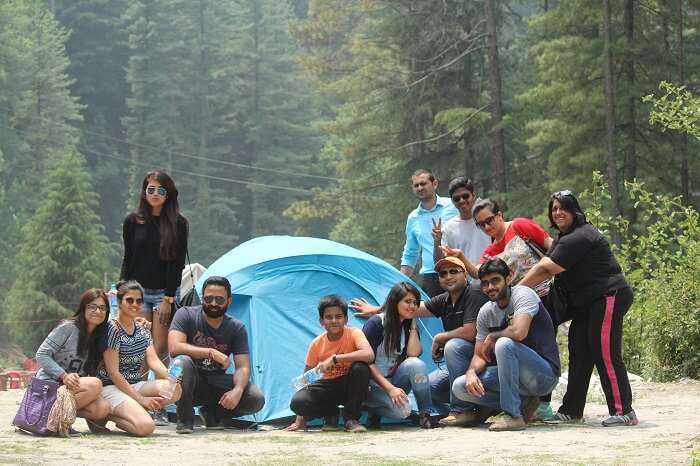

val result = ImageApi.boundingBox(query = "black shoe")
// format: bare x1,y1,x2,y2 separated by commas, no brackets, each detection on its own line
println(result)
176,421,194,434
200,406,224,430
367,413,381,430
419,413,439,429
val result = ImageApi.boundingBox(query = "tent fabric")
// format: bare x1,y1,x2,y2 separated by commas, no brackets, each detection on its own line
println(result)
195,236,444,422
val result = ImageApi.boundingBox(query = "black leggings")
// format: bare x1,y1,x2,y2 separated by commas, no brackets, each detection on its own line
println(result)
560,287,634,417
290,362,369,421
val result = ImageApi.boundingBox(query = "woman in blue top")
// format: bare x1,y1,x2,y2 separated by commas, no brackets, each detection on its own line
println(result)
35,288,111,432
362,282,437,429
97,281,182,436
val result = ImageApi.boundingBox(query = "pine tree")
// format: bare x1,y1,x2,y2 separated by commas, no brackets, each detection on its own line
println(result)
5,151,114,352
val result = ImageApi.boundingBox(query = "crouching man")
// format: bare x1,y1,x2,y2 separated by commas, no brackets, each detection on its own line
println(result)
169,276,265,433
452,259,560,431
284,295,373,433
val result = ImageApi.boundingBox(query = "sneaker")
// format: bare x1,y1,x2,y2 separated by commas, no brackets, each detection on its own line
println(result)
151,409,170,426
67,428,82,437
176,421,194,434
344,419,367,433
418,413,439,429
321,415,339,432
602,410,638,427
489,414,526,432
521,396,541,423
543,412,583,424
366,413,381,430
530,402,554,422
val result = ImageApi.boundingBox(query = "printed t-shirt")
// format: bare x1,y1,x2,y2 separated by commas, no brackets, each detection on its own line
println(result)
98,319,152,385
305,327,369,380
170,306,249,375
480,217,549,262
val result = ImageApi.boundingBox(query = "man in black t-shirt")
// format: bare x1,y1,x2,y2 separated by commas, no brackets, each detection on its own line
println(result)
169,276,265,433
351,256,488,426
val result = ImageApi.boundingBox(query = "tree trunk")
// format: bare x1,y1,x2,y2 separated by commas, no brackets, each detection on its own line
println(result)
623,0,637,225
484,0,507,194
601,0,622,244
677,0,689,201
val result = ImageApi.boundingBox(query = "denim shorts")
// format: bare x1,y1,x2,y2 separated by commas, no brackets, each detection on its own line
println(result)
141,288,181,316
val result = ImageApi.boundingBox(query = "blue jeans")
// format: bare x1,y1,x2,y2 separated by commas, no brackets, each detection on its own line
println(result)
364,357,432,418
452,338,559,417
429,338,474,414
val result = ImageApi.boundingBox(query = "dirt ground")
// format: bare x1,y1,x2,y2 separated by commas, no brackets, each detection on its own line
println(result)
1,378,698,466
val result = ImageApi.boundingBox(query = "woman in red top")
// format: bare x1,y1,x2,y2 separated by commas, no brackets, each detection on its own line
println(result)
441,198,553,296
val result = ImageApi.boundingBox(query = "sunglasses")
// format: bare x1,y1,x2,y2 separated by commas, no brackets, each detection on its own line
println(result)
203,295,227,305
475,214,498,229
122,297,144,305
146,186,167,196
86,303,108,313
451,193,473,203
438,268,464,278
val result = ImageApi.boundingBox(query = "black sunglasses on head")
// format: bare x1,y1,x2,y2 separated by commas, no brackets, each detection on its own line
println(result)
552,190,573,199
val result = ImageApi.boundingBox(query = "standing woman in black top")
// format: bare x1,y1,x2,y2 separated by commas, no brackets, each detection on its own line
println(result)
121,171,188,360
520,191,636,427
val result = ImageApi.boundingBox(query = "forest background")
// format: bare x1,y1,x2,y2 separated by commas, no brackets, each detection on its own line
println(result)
0,0,698,381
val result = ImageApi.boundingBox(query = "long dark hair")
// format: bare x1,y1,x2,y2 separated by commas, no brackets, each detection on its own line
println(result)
548,190,588,231
71,288,110,376
136,170,188,261
380,282,420,356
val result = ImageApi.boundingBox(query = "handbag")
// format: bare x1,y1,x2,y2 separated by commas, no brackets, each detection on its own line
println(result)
12,377,59,436
548,277,572,325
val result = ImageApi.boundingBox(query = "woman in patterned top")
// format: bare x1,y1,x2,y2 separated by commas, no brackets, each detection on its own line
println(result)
35,288,111,432
97,280,181,436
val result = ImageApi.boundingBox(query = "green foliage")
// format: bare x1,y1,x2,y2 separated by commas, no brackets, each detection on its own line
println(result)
644,81,700,140
579,172,700,380
5,151,114,353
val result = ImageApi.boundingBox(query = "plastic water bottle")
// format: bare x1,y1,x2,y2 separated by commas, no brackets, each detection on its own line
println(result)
291,367,322,391
109,283,118,317
159,358,184,399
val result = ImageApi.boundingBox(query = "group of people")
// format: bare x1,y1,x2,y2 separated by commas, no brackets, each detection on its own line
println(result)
29,167,638,437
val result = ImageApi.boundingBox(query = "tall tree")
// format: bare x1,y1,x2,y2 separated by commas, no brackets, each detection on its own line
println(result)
484,0,507,194
5,151,113,352
601,0,622,238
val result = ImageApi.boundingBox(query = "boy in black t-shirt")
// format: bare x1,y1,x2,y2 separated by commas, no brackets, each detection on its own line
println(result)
169,276,265,433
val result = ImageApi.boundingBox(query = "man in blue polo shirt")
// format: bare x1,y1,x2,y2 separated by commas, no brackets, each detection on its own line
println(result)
400,169,458,297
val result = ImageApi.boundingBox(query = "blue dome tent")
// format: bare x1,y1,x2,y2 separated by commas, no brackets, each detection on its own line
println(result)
193,235,443,422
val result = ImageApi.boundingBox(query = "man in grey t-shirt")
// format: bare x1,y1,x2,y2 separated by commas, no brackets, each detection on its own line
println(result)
169,276,265,433
432,176,491,270
452,258,560,431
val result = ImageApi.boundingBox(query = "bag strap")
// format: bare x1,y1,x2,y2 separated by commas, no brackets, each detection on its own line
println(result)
512,221,547,259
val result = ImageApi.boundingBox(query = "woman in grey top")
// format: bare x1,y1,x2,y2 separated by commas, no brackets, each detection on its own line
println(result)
35,288,111,431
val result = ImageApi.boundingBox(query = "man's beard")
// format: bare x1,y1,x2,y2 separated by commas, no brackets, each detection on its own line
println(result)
202,304,226,318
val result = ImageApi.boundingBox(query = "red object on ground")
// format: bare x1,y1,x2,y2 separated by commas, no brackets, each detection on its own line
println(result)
5,371,22,389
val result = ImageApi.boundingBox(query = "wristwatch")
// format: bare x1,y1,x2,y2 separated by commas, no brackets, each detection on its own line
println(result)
332,354,338,365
